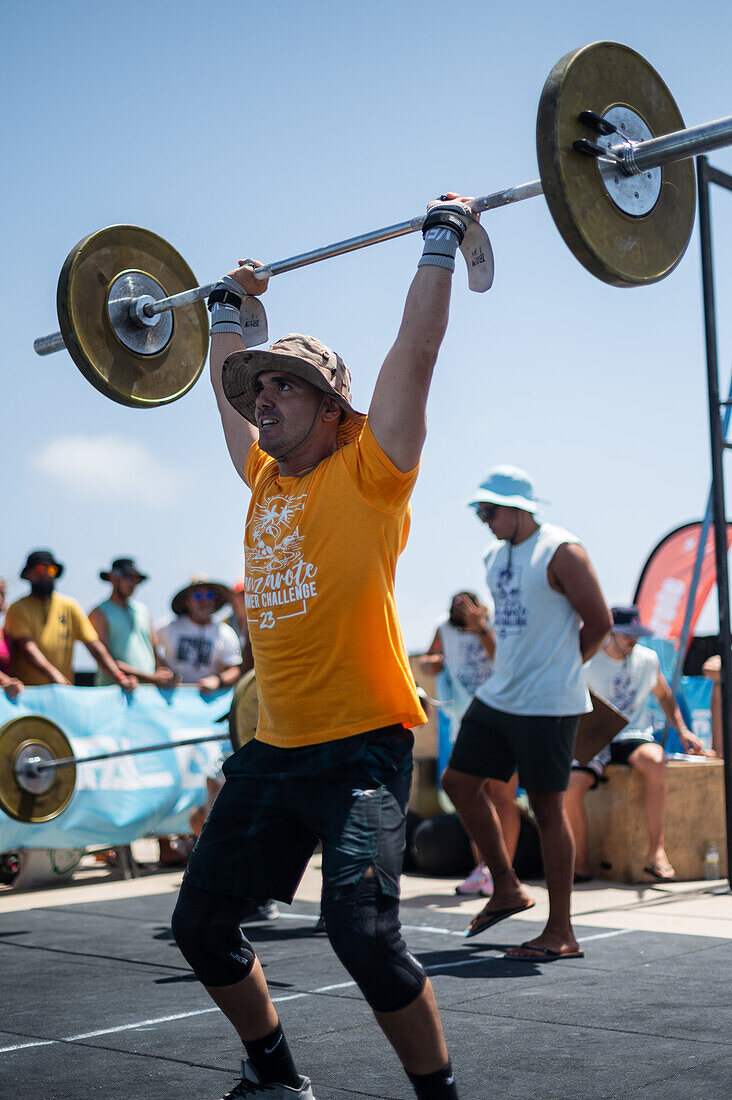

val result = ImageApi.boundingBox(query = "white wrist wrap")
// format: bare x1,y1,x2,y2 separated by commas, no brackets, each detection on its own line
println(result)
210,303,243,336
418,225,461,273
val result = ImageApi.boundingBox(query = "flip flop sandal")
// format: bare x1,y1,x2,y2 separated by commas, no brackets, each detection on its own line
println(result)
464,900,536,938
505,941,585,961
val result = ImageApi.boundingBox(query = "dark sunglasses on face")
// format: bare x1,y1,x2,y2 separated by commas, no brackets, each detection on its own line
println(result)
477,503,499,521
192,589,215,601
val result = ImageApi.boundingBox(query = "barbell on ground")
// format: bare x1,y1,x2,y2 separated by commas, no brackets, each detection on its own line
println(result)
33,41,732,408
0,672,259,824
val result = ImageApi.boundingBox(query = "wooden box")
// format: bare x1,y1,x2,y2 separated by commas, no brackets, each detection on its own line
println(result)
586,759,727,883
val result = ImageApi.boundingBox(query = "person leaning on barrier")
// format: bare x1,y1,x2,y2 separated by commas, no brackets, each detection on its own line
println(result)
89,557,176,687
0,575,24,699
565,605,704,883
156,575,242,694
171,195,480,1100
4,550,136,690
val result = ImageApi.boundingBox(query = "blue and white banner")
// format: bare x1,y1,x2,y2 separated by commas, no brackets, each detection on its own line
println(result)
0,685,234,851
637,639,714,753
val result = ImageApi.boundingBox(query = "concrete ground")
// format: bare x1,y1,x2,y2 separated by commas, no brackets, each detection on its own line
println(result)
0,849,730,1099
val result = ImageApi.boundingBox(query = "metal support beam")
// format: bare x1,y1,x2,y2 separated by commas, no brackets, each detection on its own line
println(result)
697,155,732,888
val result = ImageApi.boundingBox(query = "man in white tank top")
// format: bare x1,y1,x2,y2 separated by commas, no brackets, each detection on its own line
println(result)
566,606,703,883
442,466,611,961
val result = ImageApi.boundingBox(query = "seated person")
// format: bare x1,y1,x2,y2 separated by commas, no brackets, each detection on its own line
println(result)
566,605,703,883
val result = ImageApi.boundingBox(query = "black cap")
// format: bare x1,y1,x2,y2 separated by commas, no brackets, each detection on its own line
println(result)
610,605,653,638
99,558,149,583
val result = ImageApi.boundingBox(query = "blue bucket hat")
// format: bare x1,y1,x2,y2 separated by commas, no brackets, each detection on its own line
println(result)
468,465,540,514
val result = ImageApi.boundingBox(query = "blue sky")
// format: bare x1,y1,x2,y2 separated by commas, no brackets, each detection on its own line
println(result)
3,0,732,655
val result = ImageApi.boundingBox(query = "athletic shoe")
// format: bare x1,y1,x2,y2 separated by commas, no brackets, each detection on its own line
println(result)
478,874,495,897
239,899,280,923
455,864,492,896
221,1059,315,1098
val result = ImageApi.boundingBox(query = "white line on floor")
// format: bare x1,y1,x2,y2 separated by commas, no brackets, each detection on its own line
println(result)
0,923,637,1056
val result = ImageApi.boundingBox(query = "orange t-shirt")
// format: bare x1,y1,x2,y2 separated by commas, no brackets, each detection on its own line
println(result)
244,420,425,747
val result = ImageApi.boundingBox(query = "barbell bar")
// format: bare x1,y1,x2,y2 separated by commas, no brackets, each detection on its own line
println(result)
30,42,732,409
0,672,259,823
33,178,546,361
30,111,732,357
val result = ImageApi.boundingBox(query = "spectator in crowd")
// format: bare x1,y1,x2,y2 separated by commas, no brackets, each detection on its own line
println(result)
89,558,176,687
420,591,509,896
157,575,243,692
0,575,24,699
4,550,136,690
441,467,611,960
566,605,704,883
223,577,254,675
156,575,242,868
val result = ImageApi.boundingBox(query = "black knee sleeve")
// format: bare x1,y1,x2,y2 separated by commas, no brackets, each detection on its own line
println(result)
323,874,426,1013
171,879,256,987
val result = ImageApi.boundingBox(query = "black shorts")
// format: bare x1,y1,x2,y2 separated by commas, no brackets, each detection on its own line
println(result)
571,764,603,789
183,725,413,904
448,698,581,792
610,735,657,766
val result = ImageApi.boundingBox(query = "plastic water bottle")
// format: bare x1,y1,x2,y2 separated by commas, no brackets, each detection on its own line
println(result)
704,843,720,880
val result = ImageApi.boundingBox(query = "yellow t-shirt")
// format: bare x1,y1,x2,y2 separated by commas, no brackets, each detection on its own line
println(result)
244,420,425,747
5,592,98,685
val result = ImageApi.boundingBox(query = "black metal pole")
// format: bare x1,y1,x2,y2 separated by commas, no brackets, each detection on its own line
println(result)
697,156,732,887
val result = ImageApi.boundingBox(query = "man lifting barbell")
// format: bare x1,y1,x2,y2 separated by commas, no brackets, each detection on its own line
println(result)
170,196,481,1100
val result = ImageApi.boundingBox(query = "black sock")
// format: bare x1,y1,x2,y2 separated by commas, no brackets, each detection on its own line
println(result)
407,1060,458,1099
244,1023,300,1088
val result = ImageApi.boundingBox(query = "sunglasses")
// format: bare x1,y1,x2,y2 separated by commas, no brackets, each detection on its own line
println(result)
477,503,499,521
29,564,59,578
191,589,216,601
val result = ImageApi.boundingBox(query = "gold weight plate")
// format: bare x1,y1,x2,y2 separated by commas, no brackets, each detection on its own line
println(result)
229,670,259,752
0,716,76,823
57,225,209,407
537,41,695,287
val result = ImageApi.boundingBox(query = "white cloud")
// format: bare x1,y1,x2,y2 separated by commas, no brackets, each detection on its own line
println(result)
33,435,189,506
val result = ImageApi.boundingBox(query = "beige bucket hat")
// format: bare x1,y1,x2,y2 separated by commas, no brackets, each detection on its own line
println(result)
222,333,367,447
171,575,232,616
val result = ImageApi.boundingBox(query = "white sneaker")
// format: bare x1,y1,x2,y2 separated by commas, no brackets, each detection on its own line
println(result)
455,864,492,896
221,1059,315,1098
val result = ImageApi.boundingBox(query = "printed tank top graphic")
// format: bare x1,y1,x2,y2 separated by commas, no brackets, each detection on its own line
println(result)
244,493,318,630
607,666,640,716
493,563,528,638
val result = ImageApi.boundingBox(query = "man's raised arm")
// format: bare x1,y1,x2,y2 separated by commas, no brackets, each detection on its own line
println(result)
209,263,270,483
369,195,476,472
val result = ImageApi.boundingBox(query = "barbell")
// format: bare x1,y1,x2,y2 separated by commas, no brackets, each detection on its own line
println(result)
33,41,732,409
0,672,259,824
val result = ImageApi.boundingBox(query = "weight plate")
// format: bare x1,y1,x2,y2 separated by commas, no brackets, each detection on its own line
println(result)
0,716,76,823
574,690,628,766
56,225,208,407
537,41,695,287
229,670,258,752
